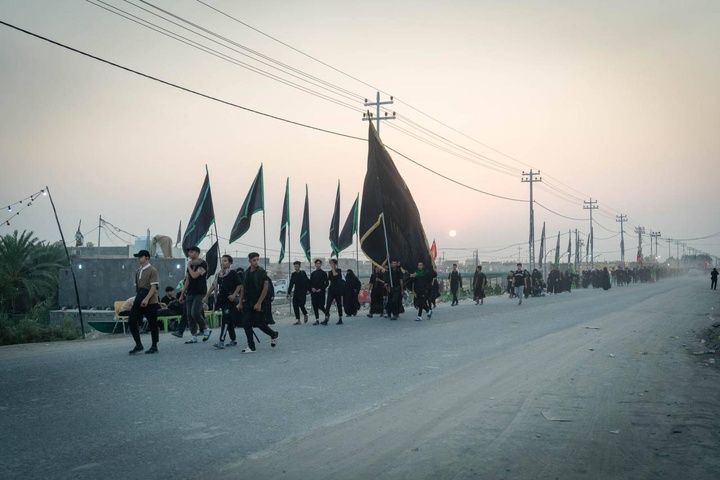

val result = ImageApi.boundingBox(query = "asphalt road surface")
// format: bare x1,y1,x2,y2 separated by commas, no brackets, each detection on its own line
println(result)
1,276,719,479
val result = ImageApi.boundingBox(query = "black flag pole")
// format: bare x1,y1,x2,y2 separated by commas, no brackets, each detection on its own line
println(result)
46,186,85,339
263,210,267,270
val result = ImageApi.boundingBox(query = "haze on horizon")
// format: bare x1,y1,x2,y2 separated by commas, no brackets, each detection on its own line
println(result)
1,0,718,265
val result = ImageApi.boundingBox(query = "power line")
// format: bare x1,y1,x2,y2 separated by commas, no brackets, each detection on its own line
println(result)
533,201,584,221
0,20,368,141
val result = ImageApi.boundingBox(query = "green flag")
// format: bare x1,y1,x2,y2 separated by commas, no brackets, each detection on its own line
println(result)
329,181,340,258
278,178,290,264
554,231,561,269
229,164,264,243
337,193,358,254
299,184,311,262
182,168,215,254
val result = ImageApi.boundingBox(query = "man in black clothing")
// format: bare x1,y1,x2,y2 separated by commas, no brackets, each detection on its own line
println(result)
366,266,386,318
175,246,211,343
449,264,462,306
384,260,403,320
288,261,310,325
160,286,176,306
711,267,718,290
309,259,329,325
513,263,527,305
205,255,242,349
409,261,432,321
473,265,487,305
237,252,278,353
323,258,344,325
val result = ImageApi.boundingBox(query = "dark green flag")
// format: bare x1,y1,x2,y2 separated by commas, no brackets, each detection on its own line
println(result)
182,169,215,255
359,122,431,272
278,178,290,265
554,231,561,269
229,164,264,243
537,222,545,269
329,181,340,258
337,193,358,254
299,185,311,262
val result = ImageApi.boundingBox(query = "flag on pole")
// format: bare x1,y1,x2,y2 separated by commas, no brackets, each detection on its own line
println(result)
299,185,311,262
337,193,358,254
229,164,264,243
537,222,545,269
278,178,290,264
175,221,182,247
182,168,215,254
430,239,438,263
575,230,580,266
329,181,340,258
554,231,561,269
567,229,572,264
359,122,431,271
206,241,220,276
75,220,84,247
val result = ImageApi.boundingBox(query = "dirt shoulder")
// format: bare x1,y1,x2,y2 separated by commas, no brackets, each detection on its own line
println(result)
216,283,720,479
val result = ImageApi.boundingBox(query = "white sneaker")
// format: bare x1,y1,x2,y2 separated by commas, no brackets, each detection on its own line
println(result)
213,342,225,349
416,316,422,321
241,347,256,354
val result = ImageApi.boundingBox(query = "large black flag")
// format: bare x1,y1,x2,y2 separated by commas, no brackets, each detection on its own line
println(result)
299,184,311,262
206,241,220,277
567,229,572,264
329,181,340,258
182,170,215,255
337,193,358,254
230,164,264,243
278,178,290,264
359,122,431,272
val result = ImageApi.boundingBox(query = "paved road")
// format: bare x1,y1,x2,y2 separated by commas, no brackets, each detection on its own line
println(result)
1,277,718,479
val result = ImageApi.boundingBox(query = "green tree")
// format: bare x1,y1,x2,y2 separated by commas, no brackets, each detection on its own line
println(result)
0,230,67,315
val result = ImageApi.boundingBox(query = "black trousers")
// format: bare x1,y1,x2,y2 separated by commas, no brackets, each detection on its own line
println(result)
129,303,159,347
242,308,276,350
415,292,430,316
325,290,343,318
310,291,328,319
292,295,308,319
451,288,459,305
387,286,401,316
218,304,238,343
712,278,717,290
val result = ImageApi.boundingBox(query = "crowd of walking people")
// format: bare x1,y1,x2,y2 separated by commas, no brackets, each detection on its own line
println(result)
124,245,688,355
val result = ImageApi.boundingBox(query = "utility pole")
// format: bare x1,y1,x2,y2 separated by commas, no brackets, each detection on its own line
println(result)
362,92,395,136
665,238,673,264
521,170,542,272
583,198,598,268
650,231,661,262
634,226,645,263
616,214,627,264
675,240,681,269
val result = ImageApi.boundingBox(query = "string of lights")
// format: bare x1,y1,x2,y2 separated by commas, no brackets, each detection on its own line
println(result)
1,189,47,227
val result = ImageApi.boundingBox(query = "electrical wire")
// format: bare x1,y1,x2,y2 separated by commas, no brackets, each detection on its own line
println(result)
0,189,47,227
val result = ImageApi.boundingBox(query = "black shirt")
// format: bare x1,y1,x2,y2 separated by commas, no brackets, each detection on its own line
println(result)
327,268,343,294
216,270,241,307
513,269,526,287
160,294,175,305
243,267,269,304
310,269,329,291
288,270,309,297
186,260,208,295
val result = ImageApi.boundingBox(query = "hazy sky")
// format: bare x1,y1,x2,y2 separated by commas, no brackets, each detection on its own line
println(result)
1,0,718,265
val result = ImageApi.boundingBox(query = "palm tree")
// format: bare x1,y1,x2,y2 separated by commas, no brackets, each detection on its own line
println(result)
0,230,67,315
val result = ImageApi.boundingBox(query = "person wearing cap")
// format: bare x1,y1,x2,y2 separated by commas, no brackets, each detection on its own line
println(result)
128,250,160,354
237,252,278,353
287,260,309,325
176,246,212,343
